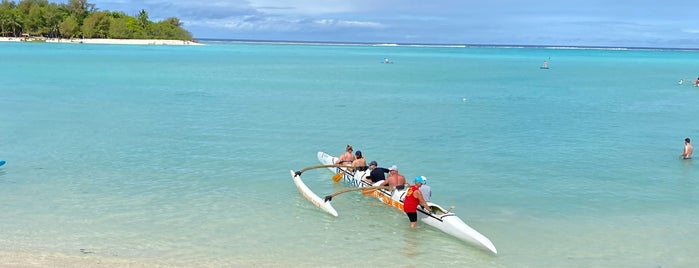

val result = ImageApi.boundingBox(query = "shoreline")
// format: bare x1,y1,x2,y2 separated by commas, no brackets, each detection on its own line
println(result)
0,250,187,268
0,37,202,46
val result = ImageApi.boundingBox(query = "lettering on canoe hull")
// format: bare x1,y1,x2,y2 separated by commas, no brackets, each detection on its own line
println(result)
371,190,404,211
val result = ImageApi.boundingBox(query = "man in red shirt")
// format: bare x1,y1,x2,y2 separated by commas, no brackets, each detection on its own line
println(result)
403,176,432,229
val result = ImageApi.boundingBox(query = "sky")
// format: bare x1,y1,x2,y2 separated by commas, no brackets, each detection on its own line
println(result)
85,0,699,48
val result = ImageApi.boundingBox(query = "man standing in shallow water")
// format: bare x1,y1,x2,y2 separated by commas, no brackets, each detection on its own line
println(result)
681,137,693,159
403,176,431,229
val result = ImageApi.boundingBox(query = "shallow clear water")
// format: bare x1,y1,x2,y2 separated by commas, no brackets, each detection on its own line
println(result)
0,42,698,267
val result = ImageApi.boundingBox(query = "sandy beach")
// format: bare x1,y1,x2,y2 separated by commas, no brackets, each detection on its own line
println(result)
0,37,202,46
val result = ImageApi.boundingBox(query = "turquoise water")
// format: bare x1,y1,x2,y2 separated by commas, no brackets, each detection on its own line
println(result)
1,42,698,267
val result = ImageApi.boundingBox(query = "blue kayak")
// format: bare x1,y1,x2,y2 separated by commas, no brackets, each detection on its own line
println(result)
0,160,5,166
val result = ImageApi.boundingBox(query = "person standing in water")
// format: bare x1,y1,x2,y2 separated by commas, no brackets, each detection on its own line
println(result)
681,137,693,159
403,176,431,229
418,176,431,202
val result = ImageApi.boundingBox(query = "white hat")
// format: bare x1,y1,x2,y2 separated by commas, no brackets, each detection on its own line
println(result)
388,165,398,171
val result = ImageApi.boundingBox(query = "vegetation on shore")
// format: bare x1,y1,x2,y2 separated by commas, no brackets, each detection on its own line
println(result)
0,0,193,40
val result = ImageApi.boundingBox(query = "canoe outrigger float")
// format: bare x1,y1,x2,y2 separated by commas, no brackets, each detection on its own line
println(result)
289,151,497,254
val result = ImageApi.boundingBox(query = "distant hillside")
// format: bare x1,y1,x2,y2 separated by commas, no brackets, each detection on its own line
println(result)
0,0,193,40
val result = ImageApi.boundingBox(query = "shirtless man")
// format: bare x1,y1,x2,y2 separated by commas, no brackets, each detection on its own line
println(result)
681,137,693,159
381,165,406,188
335,145,355,165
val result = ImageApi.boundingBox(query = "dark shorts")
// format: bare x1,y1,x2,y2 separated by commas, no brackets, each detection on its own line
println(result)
406,212,417,222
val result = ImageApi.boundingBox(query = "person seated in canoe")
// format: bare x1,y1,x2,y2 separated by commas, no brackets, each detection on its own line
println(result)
335,144,355,165
363,161,390,183
351,150,367,171
380,165,406,190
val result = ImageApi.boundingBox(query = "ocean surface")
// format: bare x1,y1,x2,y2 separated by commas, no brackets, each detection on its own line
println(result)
1,41,698,267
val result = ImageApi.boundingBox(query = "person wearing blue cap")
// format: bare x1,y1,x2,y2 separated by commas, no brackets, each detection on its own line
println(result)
418,176,431,202
403,176,431,229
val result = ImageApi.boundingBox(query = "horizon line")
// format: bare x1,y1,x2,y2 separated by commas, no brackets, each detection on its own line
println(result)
192,38,699,51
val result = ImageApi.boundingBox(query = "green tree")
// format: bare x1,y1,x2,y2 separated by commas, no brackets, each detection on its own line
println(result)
123,15,145,38
162,17,181,27
150,18,191,40
63,0,94,25
10,7,23,36
108,16,129,39
0,0,20,36
80,10,108,38
59,15,79,38
43,3,64,37
26,4,45,34
17,0,48,34
136,9,148,29
0,0,194,40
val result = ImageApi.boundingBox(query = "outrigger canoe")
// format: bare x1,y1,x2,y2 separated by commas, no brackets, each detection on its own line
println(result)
290,151,498,254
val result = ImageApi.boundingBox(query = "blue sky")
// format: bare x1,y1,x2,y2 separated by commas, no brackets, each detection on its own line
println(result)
88,0,699,48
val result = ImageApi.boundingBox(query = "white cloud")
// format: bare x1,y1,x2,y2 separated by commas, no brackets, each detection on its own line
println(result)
187,16,383,32
313,19,384,29
682,29,699,34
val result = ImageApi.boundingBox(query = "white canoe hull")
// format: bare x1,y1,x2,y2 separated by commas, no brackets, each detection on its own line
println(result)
290,170,338,217
316,151,497,254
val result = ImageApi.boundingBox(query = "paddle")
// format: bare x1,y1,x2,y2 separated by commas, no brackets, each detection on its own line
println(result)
324,185,391,202
333,165,370,182
332,171,344,182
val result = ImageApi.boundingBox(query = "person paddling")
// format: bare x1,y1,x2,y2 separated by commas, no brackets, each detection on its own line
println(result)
403,176,431,229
